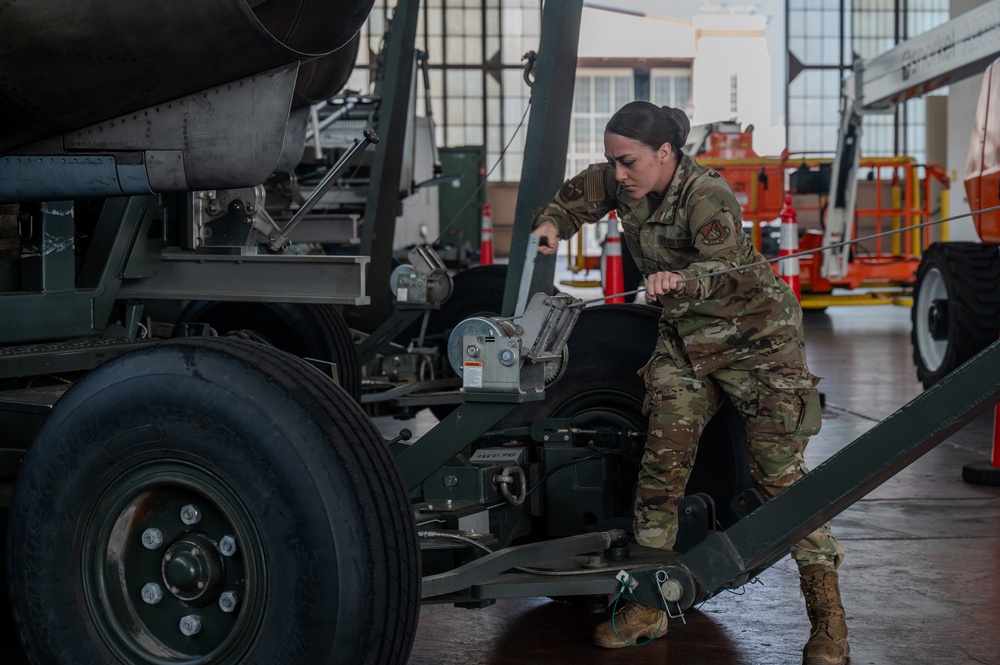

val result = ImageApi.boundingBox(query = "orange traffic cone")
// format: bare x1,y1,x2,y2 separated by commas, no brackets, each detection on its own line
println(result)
962,399,1000,485
603,210,625,304
778,195,801,301
480,203,494,266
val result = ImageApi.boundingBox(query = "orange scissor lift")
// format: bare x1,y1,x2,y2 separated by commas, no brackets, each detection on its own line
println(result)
697,127,950,310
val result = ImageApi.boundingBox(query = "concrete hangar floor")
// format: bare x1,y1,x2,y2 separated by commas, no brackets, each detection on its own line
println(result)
406,304,1000,665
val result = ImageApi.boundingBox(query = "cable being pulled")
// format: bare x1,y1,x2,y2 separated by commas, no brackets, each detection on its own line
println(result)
569,202,1000,309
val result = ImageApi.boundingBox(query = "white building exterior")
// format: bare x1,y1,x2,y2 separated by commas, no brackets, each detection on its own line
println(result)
574,4,785,167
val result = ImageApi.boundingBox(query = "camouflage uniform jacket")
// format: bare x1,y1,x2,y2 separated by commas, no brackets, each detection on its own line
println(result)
532,153,802,377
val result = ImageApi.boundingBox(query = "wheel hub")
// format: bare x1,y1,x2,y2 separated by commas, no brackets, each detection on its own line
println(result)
162,534,225,603
927,299,949,341
84,465,264,663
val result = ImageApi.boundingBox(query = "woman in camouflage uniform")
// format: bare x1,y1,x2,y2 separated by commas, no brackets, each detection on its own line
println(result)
530,102,849,665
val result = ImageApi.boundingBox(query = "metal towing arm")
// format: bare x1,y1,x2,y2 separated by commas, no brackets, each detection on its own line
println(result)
634,338,1000,610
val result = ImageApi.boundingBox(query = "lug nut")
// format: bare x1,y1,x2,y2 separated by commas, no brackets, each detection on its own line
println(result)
141,582,163,605
218,535,238,557
218,591,240,613
179,614,202,637
180,504,202,526
141,528,164,550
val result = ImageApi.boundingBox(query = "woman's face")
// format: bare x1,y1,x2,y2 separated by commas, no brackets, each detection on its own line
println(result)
604,132,674,199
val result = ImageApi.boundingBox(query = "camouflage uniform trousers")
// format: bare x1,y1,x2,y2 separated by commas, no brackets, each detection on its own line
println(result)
634,329,846,572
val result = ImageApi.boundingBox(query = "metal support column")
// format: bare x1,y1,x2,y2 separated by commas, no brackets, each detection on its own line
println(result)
501,0,583,316
357,0,422,330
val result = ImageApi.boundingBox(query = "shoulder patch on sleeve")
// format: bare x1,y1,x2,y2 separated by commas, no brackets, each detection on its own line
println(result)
697,219,731,245
560,175,586,202
586,167,607,202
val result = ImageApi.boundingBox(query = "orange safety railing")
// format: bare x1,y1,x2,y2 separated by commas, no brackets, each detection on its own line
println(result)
560,219,604,288
783,156,949,294
696,129,948,292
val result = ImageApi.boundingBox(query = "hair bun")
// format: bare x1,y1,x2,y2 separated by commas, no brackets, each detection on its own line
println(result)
661,106,691,146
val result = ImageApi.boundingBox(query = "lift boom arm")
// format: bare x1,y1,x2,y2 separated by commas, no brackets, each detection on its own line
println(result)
822,0,1000,279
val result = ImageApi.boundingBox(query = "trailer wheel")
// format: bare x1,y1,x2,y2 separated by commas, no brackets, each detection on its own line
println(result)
911,243,1000,388
497,304,752,531
7,337,418,665
176,301,361,401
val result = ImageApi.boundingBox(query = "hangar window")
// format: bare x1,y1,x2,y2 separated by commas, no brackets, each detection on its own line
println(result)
786,0,949,163
567,69,634,175
352,0,543,182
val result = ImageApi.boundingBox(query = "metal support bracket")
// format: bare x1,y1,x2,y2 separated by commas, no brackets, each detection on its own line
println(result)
266,131,377,252
117,249,370,304
397,401,519,492
673,493,716,555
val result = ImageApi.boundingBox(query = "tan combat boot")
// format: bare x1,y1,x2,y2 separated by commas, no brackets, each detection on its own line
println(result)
800,564,850,665
592,601,668,648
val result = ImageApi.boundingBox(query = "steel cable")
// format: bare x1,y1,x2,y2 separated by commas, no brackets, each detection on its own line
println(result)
568,202,1000,309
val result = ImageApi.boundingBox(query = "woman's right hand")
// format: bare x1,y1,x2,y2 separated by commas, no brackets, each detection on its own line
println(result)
531,221,559,255
645,270,686,298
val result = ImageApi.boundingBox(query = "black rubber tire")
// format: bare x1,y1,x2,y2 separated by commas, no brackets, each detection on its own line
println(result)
429,263,510,336
911,242,1000,389
0,538,25,665
176,301,361,401
7,337,418,665
497,304,752,532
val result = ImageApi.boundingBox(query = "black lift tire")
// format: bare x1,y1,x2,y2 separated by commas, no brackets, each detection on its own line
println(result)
7,337,419,665
176,301,361,401
911,242,1000,389
497,304,752,531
